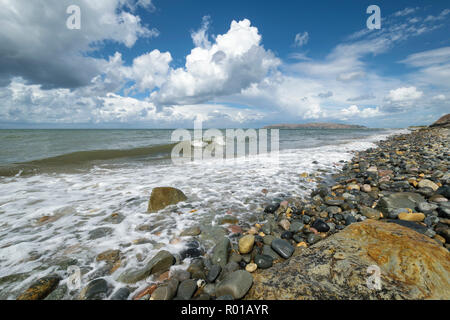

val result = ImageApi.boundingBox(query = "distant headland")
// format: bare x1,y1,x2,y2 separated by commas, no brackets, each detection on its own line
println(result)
262,122,367,129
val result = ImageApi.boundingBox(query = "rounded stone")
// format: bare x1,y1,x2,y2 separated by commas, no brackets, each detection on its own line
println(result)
215,270,253,299
206,264,221,283
176,279,197,300
238,235,255,254
245,263,257,273
312,219,330,232
254,254,273,269
271,238,294,259
398,212,425,222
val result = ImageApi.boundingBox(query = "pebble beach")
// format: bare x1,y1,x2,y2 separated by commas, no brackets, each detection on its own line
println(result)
8,123,450,300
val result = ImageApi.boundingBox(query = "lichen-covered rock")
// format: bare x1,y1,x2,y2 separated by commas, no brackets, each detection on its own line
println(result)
17,275,61,300
246,220,450,300
147,187,187,212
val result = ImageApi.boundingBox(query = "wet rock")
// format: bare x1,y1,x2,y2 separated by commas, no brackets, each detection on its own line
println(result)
44,284,67,300
246,220,450,299
436,185,450,199
176,279,197,300
262,245,281,261
307,233,321,245
117,250,175,284
376,192,425,214
80,278,111,300
281,231,293,240
211,237,230,267
206,265,221,283
263,235,275,245
271,239,294,259
96,249,121,263
88,227,114,240
424,215,440,227
215,270,253,299
418,179,439,191
264,203,280,214
150,279,179,300
345,215,357,225
254,255,273,269
289,221,304,233
311,219,330,232
417,202,438,215
110,287,131,300
147,187,187,213
359,206,382,220
180,226,201,237
171,269,191,282
17,275,61,300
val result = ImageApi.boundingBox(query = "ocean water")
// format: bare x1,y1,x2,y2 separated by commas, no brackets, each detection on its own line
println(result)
0,128,408,299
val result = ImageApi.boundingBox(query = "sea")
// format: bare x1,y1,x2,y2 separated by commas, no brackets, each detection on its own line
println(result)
0,128,408,299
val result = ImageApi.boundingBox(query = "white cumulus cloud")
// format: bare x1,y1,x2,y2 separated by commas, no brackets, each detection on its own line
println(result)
387,87,423,101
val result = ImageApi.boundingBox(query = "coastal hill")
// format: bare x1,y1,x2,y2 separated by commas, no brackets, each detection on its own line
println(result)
263,122,367,129
430,113,450,128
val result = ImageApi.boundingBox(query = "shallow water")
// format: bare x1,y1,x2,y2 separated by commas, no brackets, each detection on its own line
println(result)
0,128,408,299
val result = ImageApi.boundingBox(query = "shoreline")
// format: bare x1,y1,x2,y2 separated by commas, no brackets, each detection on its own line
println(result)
10,126,450,300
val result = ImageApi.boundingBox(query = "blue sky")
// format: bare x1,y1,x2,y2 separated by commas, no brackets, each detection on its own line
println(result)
0,0,449,128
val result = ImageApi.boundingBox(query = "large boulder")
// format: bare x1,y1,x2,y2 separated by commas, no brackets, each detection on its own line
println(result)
147,187,187,213
245,220,450,300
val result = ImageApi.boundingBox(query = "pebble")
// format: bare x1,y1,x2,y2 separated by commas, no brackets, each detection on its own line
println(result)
289,221,304,233
279,219,290,231
254,255,273,269
176,279,197,300
311,219,330,232
238,235,255,254
271,238,294,259
110,287,131,300
307,233,322,245
215,270,253,299
245,263,257,273
150,279,179,300
263,235,275,245
211,237,230,267
398,212,425,222
206,264,221,283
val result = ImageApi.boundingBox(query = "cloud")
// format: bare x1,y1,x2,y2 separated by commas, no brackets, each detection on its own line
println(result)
387,86,423,101
152,19,280,106
0,0,158,89
394,7,419,17
347,93,376,101
424,8,450,22
433,94,446,101
191,15,212,48
400,46,450,67
339,105,382,119
293,32,309,47
318,91,333,98
337,71,366,82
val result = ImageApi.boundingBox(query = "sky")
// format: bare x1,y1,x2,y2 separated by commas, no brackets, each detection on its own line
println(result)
0,0,449,129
